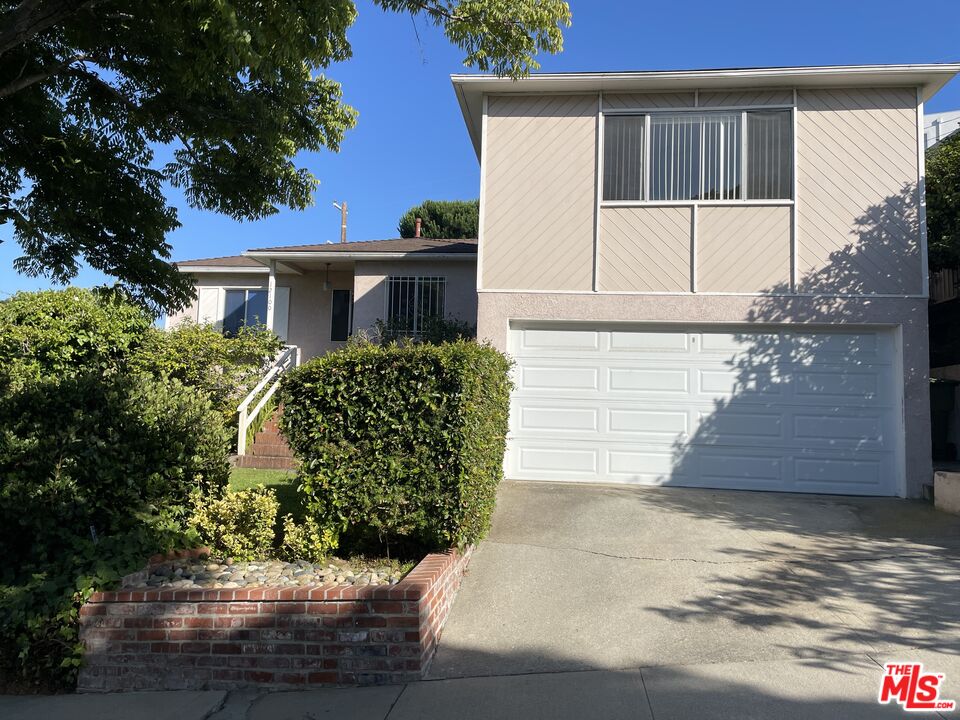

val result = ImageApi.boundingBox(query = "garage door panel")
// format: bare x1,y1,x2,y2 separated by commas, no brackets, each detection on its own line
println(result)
507,324,901,496
794,457,886,491
793,370,879,399
609,367,690,393
516,446,599,475
695,410,785,442
697,369,784,398
608,408,689,436
518,327,600,353
697,331,786,356
518,365,600,392
516,405,600,433
609,330,690,352
698,453,784,484
790,331,885,363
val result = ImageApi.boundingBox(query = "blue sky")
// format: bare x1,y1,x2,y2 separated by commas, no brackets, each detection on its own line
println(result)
2,0,959,297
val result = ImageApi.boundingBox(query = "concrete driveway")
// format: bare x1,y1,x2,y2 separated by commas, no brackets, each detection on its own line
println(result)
426,480,960,717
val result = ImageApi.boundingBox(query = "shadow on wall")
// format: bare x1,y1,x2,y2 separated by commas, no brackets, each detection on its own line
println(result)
663,183,923,495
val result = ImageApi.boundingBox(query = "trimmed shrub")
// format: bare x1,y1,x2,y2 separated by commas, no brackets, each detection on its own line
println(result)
279,515,338,563
189,487,280,561
0,288,151,388
280,341,512,552
0,372,230,569
131,321,284,426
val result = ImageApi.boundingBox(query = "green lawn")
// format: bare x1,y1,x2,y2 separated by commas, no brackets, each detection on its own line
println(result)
229,467,302,520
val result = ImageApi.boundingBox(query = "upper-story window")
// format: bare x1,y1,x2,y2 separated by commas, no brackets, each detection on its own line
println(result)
603,109,793,202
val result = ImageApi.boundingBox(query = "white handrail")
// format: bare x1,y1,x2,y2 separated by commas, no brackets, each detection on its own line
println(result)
236,345,299,455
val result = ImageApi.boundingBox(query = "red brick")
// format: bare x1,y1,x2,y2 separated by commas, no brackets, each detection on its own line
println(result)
151,642,180,653
215,617,245,628
211,643,242,655
355,616,386,628
154,617,183,629
307,672,338,684
137,630,166,641
244,616,276,628
80,604,107,617
228,603,259,615
167,629,198,641
306,603,338,615
276,603,306,614
123,617,154,628
181,642,211,654
278,673,307,685
183,617,214,628
245,671,274,683
198,603,229,615
385,616,418,628
371,601,403,614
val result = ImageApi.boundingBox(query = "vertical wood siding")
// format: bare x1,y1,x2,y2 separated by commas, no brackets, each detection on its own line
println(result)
482,94,597,290
697,206,792,292
796,87,922,294
599,207,692,292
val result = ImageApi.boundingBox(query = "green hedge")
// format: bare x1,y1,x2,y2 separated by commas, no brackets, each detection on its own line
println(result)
280,341,511,551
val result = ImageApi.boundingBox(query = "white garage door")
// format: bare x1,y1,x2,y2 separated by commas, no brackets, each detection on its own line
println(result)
507,324,902,496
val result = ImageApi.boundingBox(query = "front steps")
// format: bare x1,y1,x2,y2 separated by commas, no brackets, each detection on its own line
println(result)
235,414,297,470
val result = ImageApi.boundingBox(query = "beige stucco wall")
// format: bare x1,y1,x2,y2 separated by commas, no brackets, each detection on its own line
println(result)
477,291,931,498
165,270,354,361
352,259,478,336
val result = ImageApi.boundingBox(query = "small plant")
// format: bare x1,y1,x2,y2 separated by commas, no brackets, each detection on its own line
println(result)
188,487,280,561
279,515,338,563
373,315,476,345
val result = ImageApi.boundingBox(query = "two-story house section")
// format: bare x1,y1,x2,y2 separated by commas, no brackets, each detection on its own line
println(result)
452,64,960,498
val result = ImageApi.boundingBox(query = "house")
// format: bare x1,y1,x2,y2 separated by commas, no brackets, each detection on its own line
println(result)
174,63,959,498
925,108,960,149
450,63,960,498
167,237,478,359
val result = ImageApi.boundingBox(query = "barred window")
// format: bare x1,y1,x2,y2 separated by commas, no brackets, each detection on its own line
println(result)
386,277,446,335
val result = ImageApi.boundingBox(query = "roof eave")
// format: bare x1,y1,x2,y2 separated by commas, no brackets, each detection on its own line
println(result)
452,63,960,157
242,251,477,261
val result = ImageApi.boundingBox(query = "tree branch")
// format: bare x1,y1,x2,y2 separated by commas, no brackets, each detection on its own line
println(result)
0,52,89,98
0,0,103,57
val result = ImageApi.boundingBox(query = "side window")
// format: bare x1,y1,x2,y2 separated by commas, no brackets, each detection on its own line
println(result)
223,288,269,335
330,289,353,342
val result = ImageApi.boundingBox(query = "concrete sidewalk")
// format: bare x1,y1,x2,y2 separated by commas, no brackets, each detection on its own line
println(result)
1,656,952,720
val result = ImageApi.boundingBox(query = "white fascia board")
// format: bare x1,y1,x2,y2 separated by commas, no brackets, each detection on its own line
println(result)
175,266,269,274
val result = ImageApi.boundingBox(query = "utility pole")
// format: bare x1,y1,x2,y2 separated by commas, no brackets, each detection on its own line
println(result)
332,201,347,243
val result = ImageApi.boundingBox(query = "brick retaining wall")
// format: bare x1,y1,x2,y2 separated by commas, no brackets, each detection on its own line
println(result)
78,547,472,692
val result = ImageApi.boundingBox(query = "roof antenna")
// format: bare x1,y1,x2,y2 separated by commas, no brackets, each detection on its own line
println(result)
332,201,347,243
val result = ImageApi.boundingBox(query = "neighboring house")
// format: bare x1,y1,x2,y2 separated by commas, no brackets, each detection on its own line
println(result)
925,109,960,149
451,63,960,498
167,238,478,359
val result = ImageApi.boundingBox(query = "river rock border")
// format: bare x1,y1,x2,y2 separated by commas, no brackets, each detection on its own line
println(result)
77,547,472,692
